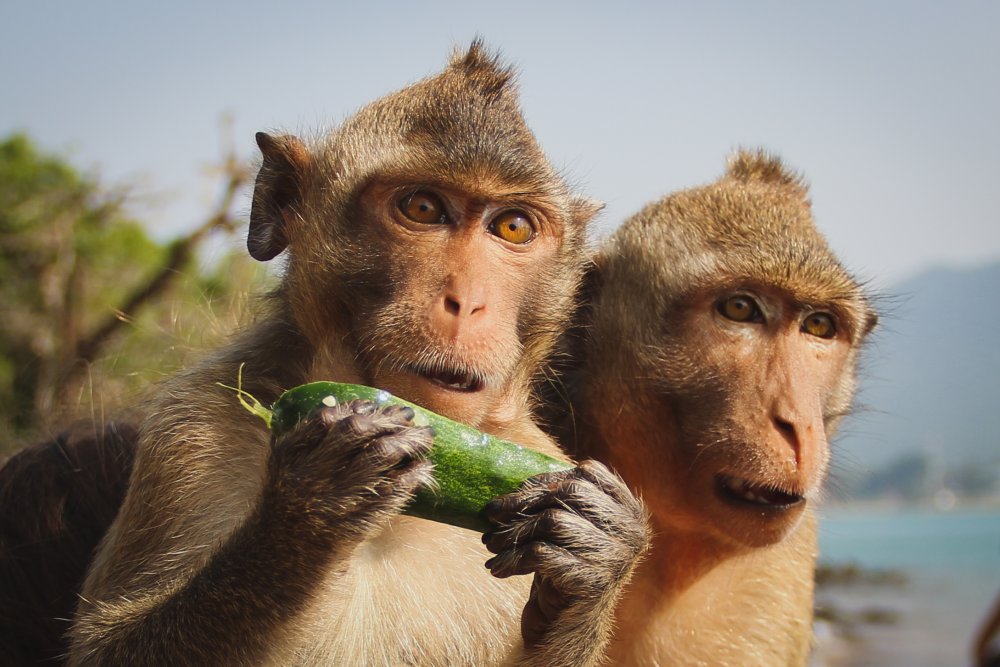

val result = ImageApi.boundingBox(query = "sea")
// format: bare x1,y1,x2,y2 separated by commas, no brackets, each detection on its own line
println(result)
811,504,1000,667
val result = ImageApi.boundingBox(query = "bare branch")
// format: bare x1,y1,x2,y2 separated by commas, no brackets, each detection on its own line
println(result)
72,144,251,367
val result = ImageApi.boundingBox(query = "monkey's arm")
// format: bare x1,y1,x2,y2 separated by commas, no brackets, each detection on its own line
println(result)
484,460,650,667
70,401,432,666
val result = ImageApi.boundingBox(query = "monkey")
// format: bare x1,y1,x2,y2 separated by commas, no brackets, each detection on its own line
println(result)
539,150,878,665
0,422,136,664
0,424,638,666
66,42,648,666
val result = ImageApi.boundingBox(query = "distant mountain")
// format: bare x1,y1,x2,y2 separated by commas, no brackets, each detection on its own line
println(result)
832,261,1000,481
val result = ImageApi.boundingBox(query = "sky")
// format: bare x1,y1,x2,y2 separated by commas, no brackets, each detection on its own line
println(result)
1,1,998,290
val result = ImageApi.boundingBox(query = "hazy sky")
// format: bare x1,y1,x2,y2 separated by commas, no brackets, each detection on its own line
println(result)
2,1,997,289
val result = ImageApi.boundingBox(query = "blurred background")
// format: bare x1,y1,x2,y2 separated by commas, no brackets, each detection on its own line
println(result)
1,2,997,664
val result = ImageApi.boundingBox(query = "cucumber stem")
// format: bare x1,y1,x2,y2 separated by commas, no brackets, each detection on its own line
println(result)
217,363,274,429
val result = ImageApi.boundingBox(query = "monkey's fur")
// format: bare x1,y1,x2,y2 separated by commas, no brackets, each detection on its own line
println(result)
0,423,135,664
68,43,647,666
544,151,877,665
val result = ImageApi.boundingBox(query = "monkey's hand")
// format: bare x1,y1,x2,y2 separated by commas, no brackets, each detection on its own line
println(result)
266,399,434,542
483,460,649,666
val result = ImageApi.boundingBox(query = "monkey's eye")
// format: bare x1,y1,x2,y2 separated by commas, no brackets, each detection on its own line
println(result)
490,210,535,244
717,295,763,323
802,312,837,339
399,190,447,225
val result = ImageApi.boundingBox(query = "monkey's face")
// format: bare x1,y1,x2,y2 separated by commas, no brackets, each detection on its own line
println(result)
339,179,570,427
596,284,858,551
672,286,858,548
250,134,591,430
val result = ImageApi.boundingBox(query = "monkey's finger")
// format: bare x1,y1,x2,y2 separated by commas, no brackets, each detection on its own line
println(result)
486,474,616,527
331,410,424,444
484,489,559,525
315,401,414,427
381,458,436,497
522,468,578,489
311,401,377,430
520,598,548,649
520,460,637,517
346,398,378,415
355,404,426,434
314,403,356,423
363,426,435,470
375,403,417,424
530,574,576,626
485,541,576,579
483,470,578,523
483,508,597,555
521,576,569,648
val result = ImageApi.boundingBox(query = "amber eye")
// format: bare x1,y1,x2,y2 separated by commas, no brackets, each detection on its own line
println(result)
802,312,837,339
490,210,535,244
717,295,763,323
399,190,447,225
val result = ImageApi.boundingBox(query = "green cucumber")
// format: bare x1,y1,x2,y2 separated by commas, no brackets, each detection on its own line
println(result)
227,378,572,532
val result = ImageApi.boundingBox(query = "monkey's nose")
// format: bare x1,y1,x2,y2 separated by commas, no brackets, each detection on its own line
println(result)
443,294,486,318
770,411,824,482
431,289,493,342
774,416,799,454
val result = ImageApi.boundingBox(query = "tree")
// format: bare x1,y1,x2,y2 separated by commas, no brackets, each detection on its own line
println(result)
0,133,261,451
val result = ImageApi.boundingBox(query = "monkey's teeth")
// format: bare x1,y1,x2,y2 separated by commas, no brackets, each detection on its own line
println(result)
438,370,474,391
719,476,803,508
416,365,484,392
726,478,761,503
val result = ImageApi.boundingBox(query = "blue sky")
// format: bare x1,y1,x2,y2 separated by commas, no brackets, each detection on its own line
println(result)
2,1,997,288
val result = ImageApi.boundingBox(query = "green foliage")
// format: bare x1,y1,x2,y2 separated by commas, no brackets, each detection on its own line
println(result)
0,133,262,452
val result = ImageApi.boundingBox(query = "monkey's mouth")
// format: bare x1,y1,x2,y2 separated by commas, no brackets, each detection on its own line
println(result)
716,475,805,510
409,364,485,393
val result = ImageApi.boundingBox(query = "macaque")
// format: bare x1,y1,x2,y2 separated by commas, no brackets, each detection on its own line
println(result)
544,151,878,665
67,42,647,666
0,423,135,664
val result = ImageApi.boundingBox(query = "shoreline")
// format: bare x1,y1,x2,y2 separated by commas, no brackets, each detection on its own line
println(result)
820,496,1000,514
810,504,999,667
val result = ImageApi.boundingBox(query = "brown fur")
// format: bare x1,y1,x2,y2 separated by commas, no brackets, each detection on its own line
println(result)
545,150,877,666
0,422,136,664
68,42,644,666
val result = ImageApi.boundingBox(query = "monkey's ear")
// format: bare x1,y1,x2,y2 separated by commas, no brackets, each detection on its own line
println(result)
569,197,605,227
248,132,310,261
862,309,879,336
